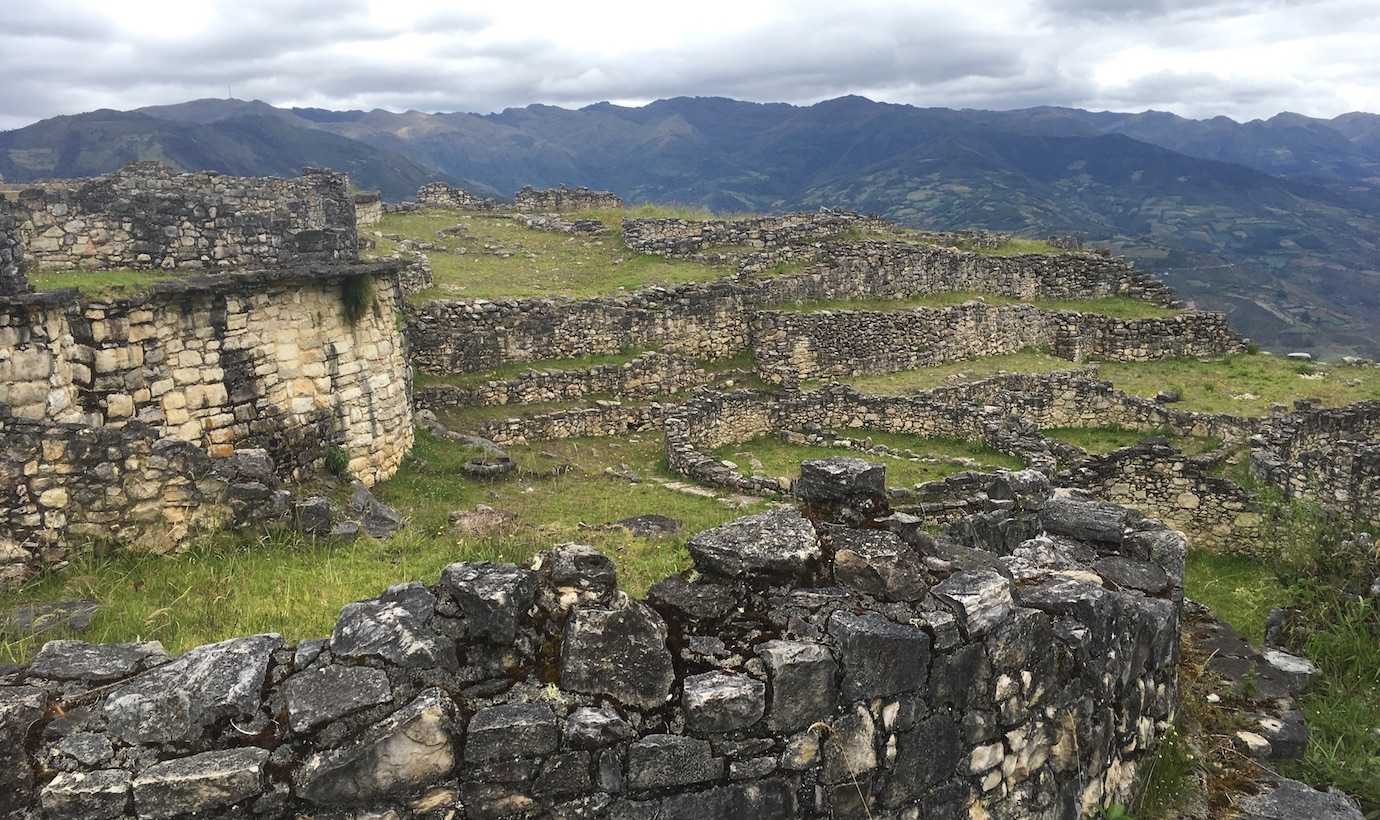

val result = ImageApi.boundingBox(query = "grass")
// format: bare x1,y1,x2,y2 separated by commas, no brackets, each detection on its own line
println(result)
366,209,728,300
860,225,1070,257
770,293,1176,319
1096,352,1380,416
28,267,174,296
1044,426,1222,455
1185,552,1285,645
712,432,1022,488
840,349,1080,395
0,430,761,663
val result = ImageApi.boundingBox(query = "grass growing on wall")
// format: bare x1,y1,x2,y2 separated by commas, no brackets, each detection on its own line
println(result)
28,267,175,296
413,348,655,389
365,210,728,300
771,293,1177,319
839,349,1081,395
1043,426,1222,455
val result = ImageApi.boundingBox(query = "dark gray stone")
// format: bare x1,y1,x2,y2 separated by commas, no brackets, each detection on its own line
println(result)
1093,556,1170,594
795,457,886,504
565,706,635,749
40,769,131,820
828,611,930,700
682,671,766,734
758,640,837,732
440,562,537,643
295,689,457,805
534,543,619,600
986,469,1052,508
1,599,100,638
224,448,275,484
101,634,280,744
1040,496,1131,543
1254,709,1308,760
466,703,559,762
284,664,392,733
560,601,674,710
1237,777,1364,820
533,751,593,797
608,515,681,538
295,496,334,536
1,685,49,805
350,484,405,538
131,747,268,819
686,508,821,584
831,528,931,602
884,713,962,805
53,732,115,767
28,639,167,682
330,582,454,669
933,570,1014,638
625,735,723,791
647,575,737,623
821,704,877,784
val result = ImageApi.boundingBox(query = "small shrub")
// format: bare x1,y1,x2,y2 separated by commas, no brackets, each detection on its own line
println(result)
1246,342,1261,354
341,275,375,325
325,446,350,477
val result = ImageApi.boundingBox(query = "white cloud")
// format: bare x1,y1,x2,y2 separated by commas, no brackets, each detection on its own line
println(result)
1,0,1378,130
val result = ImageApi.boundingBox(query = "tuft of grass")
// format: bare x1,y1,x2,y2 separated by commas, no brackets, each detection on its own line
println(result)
340,274,375,324
366,210,728,300
28,267,175,296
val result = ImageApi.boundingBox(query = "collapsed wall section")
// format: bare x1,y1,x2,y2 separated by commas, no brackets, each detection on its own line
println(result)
0,263,412,484
1250,400,1380,523
1,464,1185,819
9,162,358,271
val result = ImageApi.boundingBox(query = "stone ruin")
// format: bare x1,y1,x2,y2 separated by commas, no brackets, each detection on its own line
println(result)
2,460,1187,819
513,185,623,212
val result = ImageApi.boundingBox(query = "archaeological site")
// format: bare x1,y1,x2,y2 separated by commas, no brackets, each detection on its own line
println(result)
0,163,1375,819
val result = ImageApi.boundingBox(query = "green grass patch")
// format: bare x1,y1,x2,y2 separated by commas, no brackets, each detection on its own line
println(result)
712,432,1021,488
28,267,175,297
415,349,653,389
1096,353,1380,416
861,225,1069,257
367,210,728,300
0,430,759,663
840,349,1079,395
1184,552,1285,645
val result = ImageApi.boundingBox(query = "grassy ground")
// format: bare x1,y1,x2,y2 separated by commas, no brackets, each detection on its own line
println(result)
367,209,728,300
28,267,174,296
1096,353,1380,416
712,432,1022,487
415,349,653,389
863,225,1069,257
840,349,1081,395
771,293,1176,319
0,430,760,663
1044,426,1222,455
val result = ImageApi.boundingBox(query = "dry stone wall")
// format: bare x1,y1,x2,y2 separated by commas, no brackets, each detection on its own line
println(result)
1249,400,1380,522
1,463,1185,820
353,192,383,228
0,263,412,484
0,204,27,295
416,183,496,211
514,185,622,212
751,305,1244,384
2,163,358,272
621,211,871,258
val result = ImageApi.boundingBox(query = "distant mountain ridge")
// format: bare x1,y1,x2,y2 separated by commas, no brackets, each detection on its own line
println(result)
3,96,1378,356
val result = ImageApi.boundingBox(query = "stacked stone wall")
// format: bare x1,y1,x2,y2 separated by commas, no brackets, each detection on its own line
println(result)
514,185,622,212
416,352,714,411
0,203,28,294
416,183,496,211
750,306,1244,384
8,163,358,271
0,409,231,587
622,211,871,258
1,466,1184,819
1249,400,1380,522
0,263,412,484
353,192,383,228
473,403,669,447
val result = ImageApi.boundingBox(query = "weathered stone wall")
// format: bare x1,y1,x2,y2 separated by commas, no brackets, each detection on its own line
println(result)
416,352,715,411
353,192,383,228
0,263,412,484
409,234,1187,376
1064,443,1266,553
416,182,496,211
7,162,358,271
750,305,1244,384
514,185,622,212
1249,400,1380,522
1,465,1184,820
0,408,231,587
622,211,871,258
0,203,28,295
472,402,669,447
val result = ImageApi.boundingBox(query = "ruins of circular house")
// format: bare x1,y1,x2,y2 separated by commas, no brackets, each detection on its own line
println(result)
2,460,1186,819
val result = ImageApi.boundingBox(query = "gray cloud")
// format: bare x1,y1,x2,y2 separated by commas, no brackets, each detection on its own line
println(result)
1,0,1377,131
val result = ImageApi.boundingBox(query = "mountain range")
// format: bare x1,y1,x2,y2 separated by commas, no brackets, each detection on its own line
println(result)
3,96,1378,356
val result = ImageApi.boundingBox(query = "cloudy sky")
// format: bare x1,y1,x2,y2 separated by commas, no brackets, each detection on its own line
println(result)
5,0,1378,130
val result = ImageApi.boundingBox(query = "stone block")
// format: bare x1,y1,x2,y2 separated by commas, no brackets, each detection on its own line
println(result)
682,671,766,734
40,769,131,820
440,561,537,643
686,508,821,584
283,664,392,733
827,611,930,700
466,703,559,762
758,639,838,732
131,747,268,819
625,735,723,791
560,600,674,710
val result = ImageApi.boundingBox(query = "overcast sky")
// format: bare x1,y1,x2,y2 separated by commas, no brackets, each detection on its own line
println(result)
5,0,1378,131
